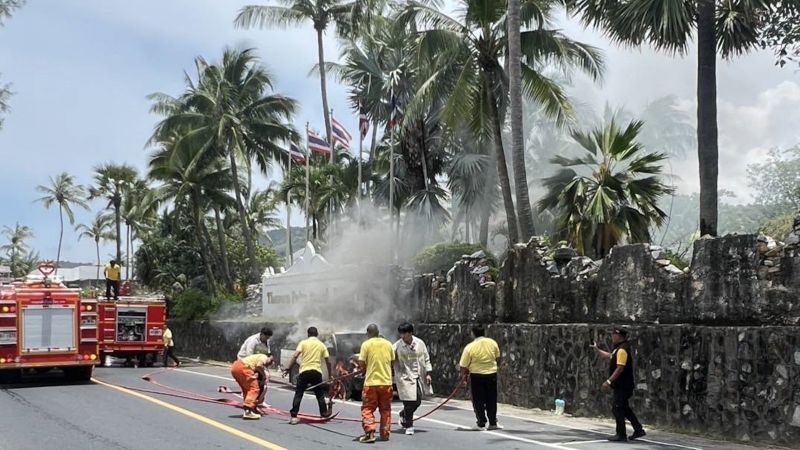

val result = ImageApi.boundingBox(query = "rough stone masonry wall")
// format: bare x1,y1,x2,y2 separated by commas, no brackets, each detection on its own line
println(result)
409,234,800,445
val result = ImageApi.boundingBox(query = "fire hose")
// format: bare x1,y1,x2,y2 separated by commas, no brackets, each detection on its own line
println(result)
95,368,468,425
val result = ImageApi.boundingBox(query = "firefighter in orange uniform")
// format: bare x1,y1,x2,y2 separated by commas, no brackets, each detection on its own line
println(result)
231,353,272,420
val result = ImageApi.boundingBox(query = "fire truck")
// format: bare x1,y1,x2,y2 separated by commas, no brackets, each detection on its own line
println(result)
97,295,166,367
0,263,98,382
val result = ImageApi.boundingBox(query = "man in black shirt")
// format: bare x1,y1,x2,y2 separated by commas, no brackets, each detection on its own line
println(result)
591,327,646,442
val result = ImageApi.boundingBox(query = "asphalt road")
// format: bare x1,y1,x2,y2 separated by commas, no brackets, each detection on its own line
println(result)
0,363,765,450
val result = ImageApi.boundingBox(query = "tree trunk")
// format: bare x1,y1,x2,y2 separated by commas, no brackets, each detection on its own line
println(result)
697,0,719,237
507,0,535,241
126,224,131,280
191,193,218,295
465,212,471,243
95,239,100,288
479,202,490,247
56,205,63,276
214,207,234,292
366,121,378,197
486,76,519,245
227,143,260,282
114,199,122,264
316,27,334,164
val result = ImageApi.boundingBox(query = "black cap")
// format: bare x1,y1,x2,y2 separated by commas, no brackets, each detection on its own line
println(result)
611,327,628,337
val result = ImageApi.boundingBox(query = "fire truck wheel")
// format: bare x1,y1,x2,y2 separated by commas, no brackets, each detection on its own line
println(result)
0,369,22,384
63,366,93,383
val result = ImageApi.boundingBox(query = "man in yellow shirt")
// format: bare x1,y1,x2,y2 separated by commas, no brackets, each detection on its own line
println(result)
231,353,272,420
103,259,121,300
459,325,501,431
162,325,180,368
357,324,395,443
591,327,645,442
284,326,332,424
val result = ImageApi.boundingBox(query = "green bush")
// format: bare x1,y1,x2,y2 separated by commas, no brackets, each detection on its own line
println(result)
172,288,218,320
413,242,495,274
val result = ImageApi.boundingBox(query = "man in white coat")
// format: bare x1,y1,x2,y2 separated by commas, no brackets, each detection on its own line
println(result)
393,322,433,435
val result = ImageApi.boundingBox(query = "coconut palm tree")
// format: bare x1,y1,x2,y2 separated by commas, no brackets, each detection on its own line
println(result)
75,213,112,284
402,0,604,246
34,173,90,274
148,48,297,282
235,1,362,163
1,222,33,277
538,119,673,258
89,164,138,265
568,0,775,237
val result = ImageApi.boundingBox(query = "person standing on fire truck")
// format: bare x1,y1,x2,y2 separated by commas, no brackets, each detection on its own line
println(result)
104,259,121,300
231,353,272,420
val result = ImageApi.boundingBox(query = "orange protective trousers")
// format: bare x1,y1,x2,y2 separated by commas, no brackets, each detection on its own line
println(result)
361,385,393,438
231,360,260,409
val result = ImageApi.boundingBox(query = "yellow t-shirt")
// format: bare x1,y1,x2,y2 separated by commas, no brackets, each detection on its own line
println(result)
359,337,395,386
163,328,174,347
297,337,329,374
616,348,628,366
459,337,500,375
104,264,121,281
241,353,269,370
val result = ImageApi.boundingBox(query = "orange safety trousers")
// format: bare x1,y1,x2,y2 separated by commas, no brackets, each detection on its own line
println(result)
362,385,393,439
231,360,260,409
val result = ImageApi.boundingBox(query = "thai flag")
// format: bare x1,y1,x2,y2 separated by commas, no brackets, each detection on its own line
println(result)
359,113,370,139
389,94,402,129
307,130,331,155
331,115,352,148
287,143,306,164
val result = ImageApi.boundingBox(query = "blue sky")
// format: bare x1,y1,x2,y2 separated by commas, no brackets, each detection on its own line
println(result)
0,1,798,262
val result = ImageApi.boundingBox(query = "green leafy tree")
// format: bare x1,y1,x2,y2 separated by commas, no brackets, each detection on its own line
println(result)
539,120,673,258
0,0,24,130
0,222,33,277
403,0,603,245
89,164,138,264
149,48,297,282
75,213,113,283
35,173,89,275
569,0,776,238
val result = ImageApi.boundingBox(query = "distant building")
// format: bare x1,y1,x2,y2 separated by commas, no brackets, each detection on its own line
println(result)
26,264,105,288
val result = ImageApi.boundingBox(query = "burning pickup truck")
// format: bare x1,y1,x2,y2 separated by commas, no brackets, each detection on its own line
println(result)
280,330,366,400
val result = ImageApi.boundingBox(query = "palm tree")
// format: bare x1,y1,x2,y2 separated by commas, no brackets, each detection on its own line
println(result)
34,172,90,274
76,213,112,284
235,1,359,163
148,144,229,295
148,48,297,282
403,0,604,246
538,120,673,258
89,164,138,265
121,179,157,280
506,0,534,241
1,223,33,277
568,0,774,237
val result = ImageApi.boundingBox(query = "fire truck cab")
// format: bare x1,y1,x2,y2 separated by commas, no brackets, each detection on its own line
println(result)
0,263,98,383
97,295,166,367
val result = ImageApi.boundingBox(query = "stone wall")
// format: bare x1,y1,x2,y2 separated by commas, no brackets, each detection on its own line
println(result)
411,234,800,326
167,320,292,362
417,323,800,445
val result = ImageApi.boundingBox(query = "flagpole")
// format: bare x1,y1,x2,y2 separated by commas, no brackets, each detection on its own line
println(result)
389,89,395,234
305,122,311,243
286,145,293,266
328,108,335,246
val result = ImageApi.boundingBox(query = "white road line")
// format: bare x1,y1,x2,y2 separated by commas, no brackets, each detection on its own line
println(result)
174,368,705,450
558,439,607,445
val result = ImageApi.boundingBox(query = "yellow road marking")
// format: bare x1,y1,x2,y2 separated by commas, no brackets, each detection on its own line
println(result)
91,378,288,450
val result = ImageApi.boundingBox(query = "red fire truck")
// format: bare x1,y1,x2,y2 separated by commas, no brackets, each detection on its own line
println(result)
0,264,98,382
97,295,166,367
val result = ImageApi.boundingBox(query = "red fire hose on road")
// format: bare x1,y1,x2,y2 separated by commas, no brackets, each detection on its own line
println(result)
94,368,468,425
